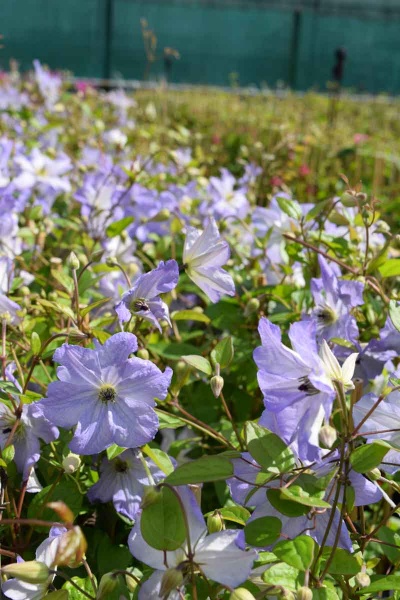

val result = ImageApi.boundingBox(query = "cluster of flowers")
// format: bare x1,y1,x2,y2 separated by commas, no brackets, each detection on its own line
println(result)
0,63,399,600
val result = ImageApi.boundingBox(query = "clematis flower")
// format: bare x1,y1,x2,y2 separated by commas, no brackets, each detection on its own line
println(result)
204,168,249,220
115,260,179,330
128,486,257,599
254,318,335,461
0,363,58,481
37,333,172,455
0,403,59,481
87,449,165,520
183,218,235,303
2,526,67,600
14,148,71,193
309,256,364,344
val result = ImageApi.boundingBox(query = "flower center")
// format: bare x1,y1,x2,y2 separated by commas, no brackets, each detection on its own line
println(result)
98,384,117,404
314,304,338,326
114,458,129,473
131,298,150,312
298,376,319,396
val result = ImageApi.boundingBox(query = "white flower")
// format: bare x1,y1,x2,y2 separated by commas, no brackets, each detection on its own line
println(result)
320,340,358,390
183,218,235,302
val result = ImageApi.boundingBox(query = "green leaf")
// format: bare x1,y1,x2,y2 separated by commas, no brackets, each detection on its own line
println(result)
267,489,309,517
63,576,95,599
165,455,234,485
181,354,212,375
312,588,340,600
80,297,111,318
262,562,301,590
140,486,186,551
106,216,134,237
276,195,302,220
274,536,315,571
389,300,400,332
30,331,41,355
171,309,210,324
106,444,126,461
210,337,234,369
357,575,400,593
142,445,175,475
279,485,331,509
2,444,15,463
28,479,83,523
376,526,400,563
350,440,391,473
379,259,400,278
245,422,296,473
155,410,186,429
97,536,133,573
244,516,282,547
207,505,251,526
322,547,361,575
47,591,69,600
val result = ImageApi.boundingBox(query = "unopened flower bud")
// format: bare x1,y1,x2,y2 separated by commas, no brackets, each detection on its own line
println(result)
341,191,358,207
141,485,162,509
367,468,381,481
296,586,313,600
207,510,224,533
62,453,81,474
230,589,256,600
67,251,80,271
319,425,337,449
125,572,139,593
280,590,295,600
210,375,224,398
159,567,184,598
68,329,89,343
31,331,41,355
2,560,49,584
96,573,119,598
105,256,117,267
244,298,260,317
153,208,171,221
355,572,371,588
54,526,87,567
137,348,150,360
20,286,31,296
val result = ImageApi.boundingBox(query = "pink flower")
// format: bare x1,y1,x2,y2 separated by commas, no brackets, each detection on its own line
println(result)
353,133,369,145
299,164,311,177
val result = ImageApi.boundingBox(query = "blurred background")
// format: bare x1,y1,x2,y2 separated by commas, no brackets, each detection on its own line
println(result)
1,0,400,93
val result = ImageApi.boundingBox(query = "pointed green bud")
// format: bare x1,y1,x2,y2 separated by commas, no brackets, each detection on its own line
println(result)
31,331,41,356
2,560,49,583
67,251,80,271
319,425,337,449
355,572,371,588
159,567,184,598
207,510,224,533
62,453,81,474
341,191,358,207
230,589,256,600
367,468,381,481
68,329,89,343
280,591,295,600
244,297,260,317
210,375,224,398
137,348,150,360
96,573,119,598
153,208,171,221
297,587,313,600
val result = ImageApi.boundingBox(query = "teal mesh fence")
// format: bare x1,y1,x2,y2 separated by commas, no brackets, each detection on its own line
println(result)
1,0,400,93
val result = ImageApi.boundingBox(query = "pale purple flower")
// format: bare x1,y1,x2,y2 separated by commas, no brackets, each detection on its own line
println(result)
2,526,67,600
308,256,363,344
33,59,62,109
203,168,249,220
37,333,172,455
128,486,257,599
353,390,400,473
355,315,400,383
14,148,71,193
183,217,235,302
87,449,165,520
115,260,179,330
254,318,335,461
0,403,59,480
